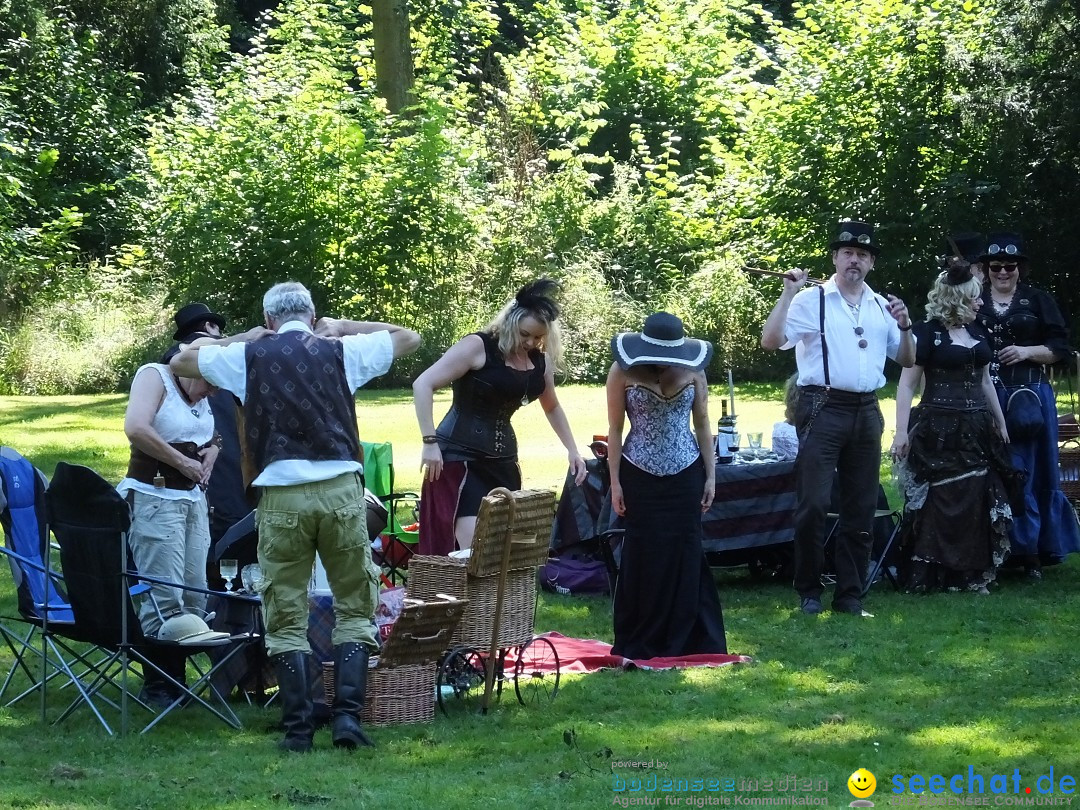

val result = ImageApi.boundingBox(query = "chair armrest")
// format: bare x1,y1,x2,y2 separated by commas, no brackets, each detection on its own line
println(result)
124,569,260,607
0,544,50,574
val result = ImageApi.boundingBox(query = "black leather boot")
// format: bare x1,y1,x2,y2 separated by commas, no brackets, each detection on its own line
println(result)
139,647,184,711
272,651,315,753
331,642,375,749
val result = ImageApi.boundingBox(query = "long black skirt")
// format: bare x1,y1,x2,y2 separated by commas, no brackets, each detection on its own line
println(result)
611,457,727,658
896,405,1012,592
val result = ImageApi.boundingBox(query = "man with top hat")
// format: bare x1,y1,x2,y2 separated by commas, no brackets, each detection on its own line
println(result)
973,232,1080,578
170,282,421,752
761,220,915,616
945,231,986,285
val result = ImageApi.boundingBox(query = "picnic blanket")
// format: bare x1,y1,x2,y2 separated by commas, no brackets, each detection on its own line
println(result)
509,632,752,673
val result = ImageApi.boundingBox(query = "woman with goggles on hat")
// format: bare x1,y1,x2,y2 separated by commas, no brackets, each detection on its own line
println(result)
974,232,1080,579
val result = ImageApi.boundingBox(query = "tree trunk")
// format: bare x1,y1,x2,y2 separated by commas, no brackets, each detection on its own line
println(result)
371,0,414,115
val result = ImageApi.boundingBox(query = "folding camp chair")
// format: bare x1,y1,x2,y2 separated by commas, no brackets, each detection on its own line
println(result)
0,447,89,715
362,441,420,585
823,507,901,597
45,461,262,735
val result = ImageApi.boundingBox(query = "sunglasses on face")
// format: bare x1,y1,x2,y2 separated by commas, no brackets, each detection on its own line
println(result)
989,262,1018,273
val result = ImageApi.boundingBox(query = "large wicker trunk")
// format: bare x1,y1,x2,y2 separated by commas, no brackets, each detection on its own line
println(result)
324,594,466,727
407,557,536,649
406,488,555,651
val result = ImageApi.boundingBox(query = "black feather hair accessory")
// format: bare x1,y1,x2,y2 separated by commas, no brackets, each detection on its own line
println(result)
943,263,974,286
514,278,561,321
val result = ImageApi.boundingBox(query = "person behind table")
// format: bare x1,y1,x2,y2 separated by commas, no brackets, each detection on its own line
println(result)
171,282,421,753
412,278,587,555
760,219,915,616
973,232,1080,579
771,373,800,460
945,231,986,286
162,303,253,565
606,312,727,658
890,261,1014,593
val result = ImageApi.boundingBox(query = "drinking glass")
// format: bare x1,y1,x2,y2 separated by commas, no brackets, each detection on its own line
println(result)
219,558,238,592
241,563,262,593
748,432,763,458
729,432,741,453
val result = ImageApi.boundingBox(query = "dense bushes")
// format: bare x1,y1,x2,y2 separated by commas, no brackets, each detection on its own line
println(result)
1,0,1078,392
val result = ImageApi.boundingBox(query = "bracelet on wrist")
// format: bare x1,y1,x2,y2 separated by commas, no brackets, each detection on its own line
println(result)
898,323,912,332
422,435,439,444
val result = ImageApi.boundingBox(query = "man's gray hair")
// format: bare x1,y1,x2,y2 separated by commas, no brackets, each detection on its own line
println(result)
263,282,315,324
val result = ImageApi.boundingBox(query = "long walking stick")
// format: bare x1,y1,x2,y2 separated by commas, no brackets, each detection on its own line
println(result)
481,488,516,714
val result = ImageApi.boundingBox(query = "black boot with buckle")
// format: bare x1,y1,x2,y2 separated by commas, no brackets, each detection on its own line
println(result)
331,642,375,749
272,651,315,753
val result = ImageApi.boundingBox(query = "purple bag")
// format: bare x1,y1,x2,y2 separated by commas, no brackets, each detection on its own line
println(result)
540,556,611,595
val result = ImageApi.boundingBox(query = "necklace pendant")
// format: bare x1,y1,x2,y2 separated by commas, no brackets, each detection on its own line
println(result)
521,393,529,406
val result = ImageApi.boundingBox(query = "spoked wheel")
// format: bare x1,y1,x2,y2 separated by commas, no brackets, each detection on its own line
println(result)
513,636,560,706
437,646,486,715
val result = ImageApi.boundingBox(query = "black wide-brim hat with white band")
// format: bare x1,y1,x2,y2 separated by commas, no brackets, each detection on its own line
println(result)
611,312,713,371
978,232,1027,264
828,220,880,256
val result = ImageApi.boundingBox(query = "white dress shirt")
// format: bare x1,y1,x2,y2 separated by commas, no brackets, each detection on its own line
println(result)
781,279,902,392
197,321,393,486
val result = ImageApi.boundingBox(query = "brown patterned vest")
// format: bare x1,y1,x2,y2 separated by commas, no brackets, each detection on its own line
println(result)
243,330,360,472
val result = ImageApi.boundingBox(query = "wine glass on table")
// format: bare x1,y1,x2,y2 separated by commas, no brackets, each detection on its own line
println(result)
747,432,763,460
220,558,238,592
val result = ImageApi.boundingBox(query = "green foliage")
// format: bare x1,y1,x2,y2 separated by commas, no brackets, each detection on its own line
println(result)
0,246,169,394
4,0,1080,393
0,2,144,314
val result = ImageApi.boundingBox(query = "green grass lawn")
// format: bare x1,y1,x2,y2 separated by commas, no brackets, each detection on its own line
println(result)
1,385,1079,809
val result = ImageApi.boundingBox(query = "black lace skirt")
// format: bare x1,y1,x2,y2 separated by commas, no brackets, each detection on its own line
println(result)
896,405,1013,592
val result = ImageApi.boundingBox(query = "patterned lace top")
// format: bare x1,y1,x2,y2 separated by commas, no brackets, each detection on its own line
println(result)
622,383,700,476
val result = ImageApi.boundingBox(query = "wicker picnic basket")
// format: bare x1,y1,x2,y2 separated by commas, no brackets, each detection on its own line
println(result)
1060,438,1080,505
407,488,555,650
324,594,467,727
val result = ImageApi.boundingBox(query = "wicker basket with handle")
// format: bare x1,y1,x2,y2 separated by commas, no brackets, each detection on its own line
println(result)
324,594,467,726
406,487,555,651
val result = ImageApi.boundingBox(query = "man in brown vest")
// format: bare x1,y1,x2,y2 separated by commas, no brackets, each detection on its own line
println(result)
171,282,421,752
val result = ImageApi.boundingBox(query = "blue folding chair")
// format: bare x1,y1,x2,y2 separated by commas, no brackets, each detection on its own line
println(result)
0,447,86,717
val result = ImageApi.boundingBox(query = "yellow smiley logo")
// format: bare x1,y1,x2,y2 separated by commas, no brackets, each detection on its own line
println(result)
847,768,877,798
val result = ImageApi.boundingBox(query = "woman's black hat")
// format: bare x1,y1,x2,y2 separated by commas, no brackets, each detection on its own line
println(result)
611,312,713,371
978,232,1027,264
172,303,226,340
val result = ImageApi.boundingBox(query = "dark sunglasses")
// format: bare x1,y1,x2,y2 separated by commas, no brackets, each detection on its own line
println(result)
989,262,1018,272
854,326,867,349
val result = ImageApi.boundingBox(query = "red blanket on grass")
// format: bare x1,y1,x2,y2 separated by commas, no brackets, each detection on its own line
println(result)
508,632,752,673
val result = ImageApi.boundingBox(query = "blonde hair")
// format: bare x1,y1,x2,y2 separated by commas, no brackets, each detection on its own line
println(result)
925,272,982,326
485,279,565,371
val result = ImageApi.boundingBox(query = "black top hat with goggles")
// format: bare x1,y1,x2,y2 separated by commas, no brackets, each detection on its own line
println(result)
978,232,1027,265
828,220,880,256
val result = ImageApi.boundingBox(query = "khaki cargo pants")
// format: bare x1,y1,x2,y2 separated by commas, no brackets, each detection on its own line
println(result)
256,472,379,657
